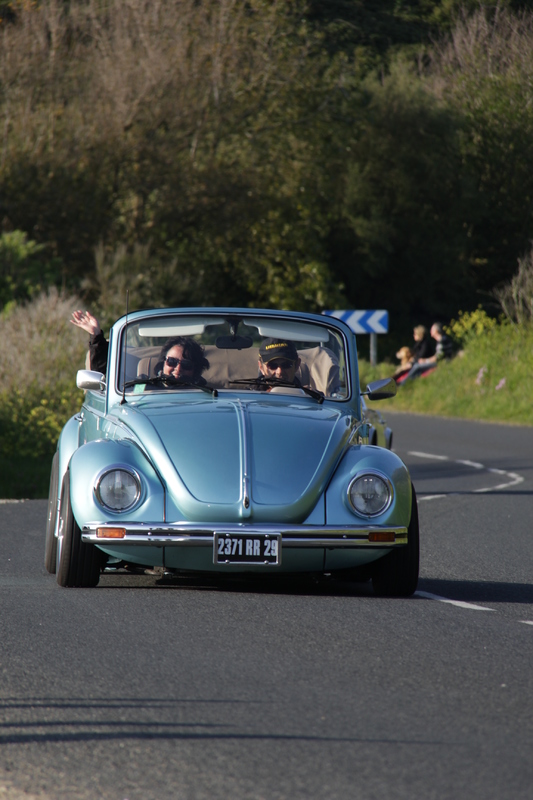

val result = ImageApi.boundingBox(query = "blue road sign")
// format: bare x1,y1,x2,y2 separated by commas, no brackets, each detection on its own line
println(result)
323,310,389,334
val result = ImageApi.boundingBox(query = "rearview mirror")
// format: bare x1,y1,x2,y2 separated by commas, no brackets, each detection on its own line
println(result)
215,335,253,350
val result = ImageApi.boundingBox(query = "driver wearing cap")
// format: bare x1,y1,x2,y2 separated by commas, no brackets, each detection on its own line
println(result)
258,338,302,388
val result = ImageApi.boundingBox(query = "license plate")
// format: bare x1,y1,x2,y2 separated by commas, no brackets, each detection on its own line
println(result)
214,533,281,565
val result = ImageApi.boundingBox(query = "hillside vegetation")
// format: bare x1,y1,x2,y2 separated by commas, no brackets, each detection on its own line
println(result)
362,315,533,426
2,0,533,496
2,1,533,338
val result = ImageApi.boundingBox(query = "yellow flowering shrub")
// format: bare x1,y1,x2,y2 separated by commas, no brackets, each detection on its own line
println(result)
446,307,501,347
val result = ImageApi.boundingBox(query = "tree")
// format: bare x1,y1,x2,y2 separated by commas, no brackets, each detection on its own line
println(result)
429,7,533,298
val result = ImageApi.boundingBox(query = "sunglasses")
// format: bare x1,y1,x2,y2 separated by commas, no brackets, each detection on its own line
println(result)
165,356,194,370
264,358,295,370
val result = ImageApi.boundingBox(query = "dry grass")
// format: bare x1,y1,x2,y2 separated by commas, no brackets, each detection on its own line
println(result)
0,290,87,496
0,288,86,391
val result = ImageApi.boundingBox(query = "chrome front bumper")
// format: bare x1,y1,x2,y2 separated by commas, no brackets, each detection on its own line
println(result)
82,522,408,549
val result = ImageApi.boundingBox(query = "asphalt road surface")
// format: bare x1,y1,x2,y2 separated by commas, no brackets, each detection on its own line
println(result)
0,411,532,800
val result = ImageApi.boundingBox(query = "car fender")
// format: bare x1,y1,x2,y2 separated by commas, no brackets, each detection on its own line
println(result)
325,445,412,526
68,439,165,527
56,413,84,498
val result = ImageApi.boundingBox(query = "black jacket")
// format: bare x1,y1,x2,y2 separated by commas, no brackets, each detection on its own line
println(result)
89,332,109,374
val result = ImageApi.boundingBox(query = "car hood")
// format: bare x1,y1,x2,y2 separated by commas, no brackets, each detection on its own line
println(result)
115,397,355,522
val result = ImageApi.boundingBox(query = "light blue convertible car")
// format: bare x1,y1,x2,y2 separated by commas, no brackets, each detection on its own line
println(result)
44,307,418,595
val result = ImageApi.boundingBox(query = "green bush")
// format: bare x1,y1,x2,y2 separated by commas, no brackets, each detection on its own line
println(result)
0,230,63,309
446,307,501,348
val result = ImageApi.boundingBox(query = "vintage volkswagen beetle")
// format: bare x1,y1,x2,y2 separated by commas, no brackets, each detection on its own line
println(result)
44,308,418,595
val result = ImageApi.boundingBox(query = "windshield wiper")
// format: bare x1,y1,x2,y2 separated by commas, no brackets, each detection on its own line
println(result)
230,377,324,404
124,375,218,397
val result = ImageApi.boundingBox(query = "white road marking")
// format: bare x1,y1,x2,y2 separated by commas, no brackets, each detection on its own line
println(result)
416,590,494,611
407,451,524,498
456,459,484,469
408,454,528,622
409,451,449,460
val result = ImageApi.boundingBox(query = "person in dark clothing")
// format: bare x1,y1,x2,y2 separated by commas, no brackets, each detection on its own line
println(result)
393,325,433,383
70,310,209,383
152,336,209,384
404,322,453,380
411,325,433,362
70,310,108,373
258,338,302,387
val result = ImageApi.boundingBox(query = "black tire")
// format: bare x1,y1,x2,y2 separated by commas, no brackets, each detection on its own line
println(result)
44,451,59,574
372,484,419,597
56,473,102,588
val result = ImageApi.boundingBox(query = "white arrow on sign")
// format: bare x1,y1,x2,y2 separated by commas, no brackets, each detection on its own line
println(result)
323,310,389,334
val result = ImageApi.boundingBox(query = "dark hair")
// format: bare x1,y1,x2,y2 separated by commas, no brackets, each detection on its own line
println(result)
156,336,209,379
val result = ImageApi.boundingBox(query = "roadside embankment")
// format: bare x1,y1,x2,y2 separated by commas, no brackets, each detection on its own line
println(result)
361,317,533,426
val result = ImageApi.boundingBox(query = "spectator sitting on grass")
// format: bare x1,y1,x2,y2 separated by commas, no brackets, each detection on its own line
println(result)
393,325,433,383
404,322,453,381
411,325,432,362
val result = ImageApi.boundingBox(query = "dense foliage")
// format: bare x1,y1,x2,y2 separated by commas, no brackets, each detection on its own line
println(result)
1,0,533,343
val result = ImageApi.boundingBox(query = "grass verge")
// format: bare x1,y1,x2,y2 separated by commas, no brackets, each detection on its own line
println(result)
361,321,533,425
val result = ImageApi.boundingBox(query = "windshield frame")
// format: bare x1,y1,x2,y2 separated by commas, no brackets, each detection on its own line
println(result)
113,310,353,402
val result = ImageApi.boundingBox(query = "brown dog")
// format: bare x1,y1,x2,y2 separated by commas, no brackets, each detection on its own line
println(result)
395,346,413,368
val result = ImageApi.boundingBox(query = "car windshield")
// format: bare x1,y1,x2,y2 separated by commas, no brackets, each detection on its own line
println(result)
116,314,349,400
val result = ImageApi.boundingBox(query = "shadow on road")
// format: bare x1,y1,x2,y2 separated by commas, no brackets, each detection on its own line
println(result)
95,570,533,604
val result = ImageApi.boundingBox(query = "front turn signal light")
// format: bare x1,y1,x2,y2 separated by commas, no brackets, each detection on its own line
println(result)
96,527,126,539
368,531,395,543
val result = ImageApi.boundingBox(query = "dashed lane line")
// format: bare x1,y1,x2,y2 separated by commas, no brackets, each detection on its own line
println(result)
409,452,528,619
407,451,524,500
409,451,448,460
415,590,494,612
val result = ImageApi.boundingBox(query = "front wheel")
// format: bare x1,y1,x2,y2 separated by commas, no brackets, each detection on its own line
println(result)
372,484,419,597
44,451,59,574
56,472,102,588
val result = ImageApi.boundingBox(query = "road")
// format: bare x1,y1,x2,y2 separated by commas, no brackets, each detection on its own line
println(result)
0,412,532,800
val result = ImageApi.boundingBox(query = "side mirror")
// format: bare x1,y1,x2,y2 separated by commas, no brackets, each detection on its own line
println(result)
363,377,397,401
77,369,106,391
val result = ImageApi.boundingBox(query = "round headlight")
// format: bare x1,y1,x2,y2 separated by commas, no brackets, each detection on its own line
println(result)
96,469,141,511
348,472,392,517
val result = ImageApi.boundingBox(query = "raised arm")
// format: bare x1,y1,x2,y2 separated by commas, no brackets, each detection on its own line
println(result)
70,310,108,374
70,310,102,337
